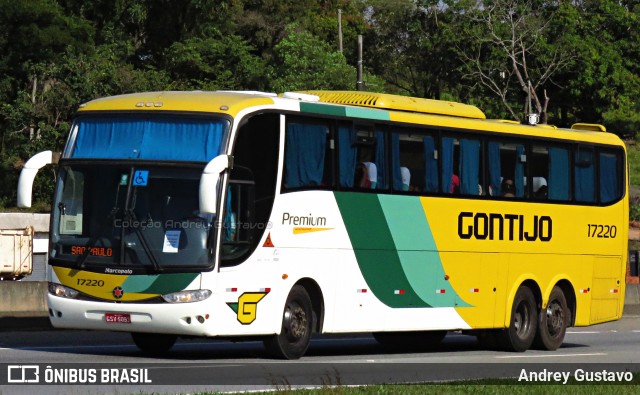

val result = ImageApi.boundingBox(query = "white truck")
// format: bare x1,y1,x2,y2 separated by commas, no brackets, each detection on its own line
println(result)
0,226,33,280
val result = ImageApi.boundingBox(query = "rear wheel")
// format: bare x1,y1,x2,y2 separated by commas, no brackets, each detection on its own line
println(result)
498,286,537,352
131,333,177,354
533,286,569,350
264,285,313,359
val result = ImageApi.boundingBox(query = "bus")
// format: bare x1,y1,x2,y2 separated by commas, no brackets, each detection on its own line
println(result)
17,90,628,359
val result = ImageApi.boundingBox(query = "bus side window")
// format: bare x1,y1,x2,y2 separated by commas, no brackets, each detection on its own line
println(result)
338,124,357,188
548,146,571,201
488,141,526,198
371,129,386,190
461,138,482,196
284,119,331,189
441,137,457,193
575,146,595,203
444,137,481,196
599,150,622,204
390,130,427,193
338,125,383,191
423,135,439,193
531,145,570,202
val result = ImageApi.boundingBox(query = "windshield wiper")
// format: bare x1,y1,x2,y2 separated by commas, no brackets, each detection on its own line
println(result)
124,208,163,272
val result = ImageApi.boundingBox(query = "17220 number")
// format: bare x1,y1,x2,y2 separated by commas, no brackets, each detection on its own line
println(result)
587,224,617,238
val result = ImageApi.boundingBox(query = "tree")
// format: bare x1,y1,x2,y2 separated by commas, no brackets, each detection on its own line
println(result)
268,24,356,92
363,0,463,98
164,33,266,90
454,0,573,122
0,0,93,208
553,0,640,136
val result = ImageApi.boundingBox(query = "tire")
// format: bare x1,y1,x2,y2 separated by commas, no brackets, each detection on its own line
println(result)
373,331,446,349
533,286,569,350
498,286,537,352
264,285,313,359
131,332,177,354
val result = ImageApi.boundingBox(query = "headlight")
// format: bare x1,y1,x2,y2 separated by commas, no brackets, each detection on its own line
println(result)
49,283,79,299
162,289,211,303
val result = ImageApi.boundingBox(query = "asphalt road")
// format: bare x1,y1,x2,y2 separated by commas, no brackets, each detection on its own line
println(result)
2,314,640,394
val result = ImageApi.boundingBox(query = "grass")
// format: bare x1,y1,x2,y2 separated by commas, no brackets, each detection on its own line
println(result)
185,375,640,395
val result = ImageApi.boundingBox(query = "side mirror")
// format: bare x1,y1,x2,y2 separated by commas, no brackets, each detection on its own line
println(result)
199,155,231,215
17,151,58,208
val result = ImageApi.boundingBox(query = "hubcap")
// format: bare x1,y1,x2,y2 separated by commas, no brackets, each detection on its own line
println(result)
546,300,564,336
283,303,307,341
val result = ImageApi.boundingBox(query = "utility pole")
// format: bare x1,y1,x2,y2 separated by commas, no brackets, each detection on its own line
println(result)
338,9,343,53
356,35,364,91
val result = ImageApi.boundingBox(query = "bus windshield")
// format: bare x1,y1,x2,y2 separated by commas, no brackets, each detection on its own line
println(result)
69,115,228,161
49,114,230,272
51,163,215,272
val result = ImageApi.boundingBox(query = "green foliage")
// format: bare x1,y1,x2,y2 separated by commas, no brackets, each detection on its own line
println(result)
1,1,640,208
630,203,640,222
164,33,266,90
269,24,356,92
627,144,640,187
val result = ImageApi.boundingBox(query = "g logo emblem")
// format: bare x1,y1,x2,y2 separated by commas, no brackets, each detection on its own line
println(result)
226,292,268,325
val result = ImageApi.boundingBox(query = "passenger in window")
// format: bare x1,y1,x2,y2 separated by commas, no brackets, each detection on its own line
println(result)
502,179,515,197
400,167,411,191
451,174,460,194
355,163,371,189
533,177,548,199
364,162,377,189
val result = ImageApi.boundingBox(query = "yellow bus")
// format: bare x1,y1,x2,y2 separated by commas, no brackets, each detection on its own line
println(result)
18,90,627,359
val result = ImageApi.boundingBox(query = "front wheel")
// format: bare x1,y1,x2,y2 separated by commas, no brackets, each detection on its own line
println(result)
498,286,537,352
533,286,569,350
264,285,313,359
131,332,177,354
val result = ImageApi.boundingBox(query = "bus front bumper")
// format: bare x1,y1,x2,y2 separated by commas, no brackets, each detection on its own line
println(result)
47,294,220,337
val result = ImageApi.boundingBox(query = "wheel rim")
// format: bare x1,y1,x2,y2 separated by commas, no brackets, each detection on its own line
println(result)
546,300,565,337
514,301,531,337
283,302,307,342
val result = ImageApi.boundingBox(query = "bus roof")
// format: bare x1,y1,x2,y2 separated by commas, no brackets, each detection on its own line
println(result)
77,91,278,117
302,90,487,119
77,90,623,147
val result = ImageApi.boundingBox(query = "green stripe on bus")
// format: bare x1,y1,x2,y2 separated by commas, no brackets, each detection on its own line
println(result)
344,107,390,121
334,192,430,308
378,195,469,307
300,102,347,117
299,102,390,121
123,273,199,294
121,275,160,292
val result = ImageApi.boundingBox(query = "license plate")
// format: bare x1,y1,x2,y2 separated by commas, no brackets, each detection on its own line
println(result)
105,313,131,324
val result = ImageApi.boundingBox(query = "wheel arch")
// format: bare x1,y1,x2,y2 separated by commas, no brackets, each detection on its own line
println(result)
293,278,325,333
521,279,542,314
504,279,542,327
